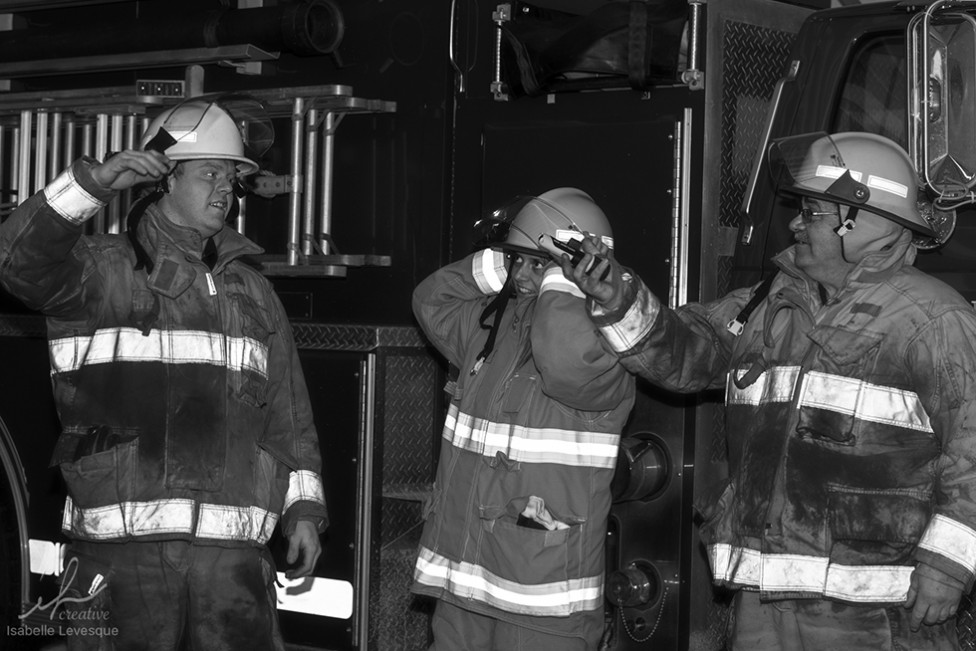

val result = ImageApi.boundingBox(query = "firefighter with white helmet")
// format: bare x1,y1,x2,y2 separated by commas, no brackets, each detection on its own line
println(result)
0,95,327,649
565,132,976,650
410,188,635,649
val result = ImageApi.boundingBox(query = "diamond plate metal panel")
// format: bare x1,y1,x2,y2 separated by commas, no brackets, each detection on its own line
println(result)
293,322,428,352
368,349,440,651
719,22,797,229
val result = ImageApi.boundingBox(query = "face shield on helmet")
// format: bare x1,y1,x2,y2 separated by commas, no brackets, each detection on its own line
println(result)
768,131,952,248
140,93,274,178
473,187,614,262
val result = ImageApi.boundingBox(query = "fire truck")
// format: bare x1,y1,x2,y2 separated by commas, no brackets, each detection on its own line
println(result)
0,0,974,649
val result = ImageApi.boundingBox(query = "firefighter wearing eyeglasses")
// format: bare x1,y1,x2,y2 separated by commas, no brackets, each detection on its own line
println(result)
565,132,976,650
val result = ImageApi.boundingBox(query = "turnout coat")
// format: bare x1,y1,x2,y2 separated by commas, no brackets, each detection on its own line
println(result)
594,232,976,602
410,249,635,637
0,157,327,547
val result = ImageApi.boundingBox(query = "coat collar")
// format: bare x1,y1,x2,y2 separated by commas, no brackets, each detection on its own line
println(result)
134,203,263,299
773,229,916,294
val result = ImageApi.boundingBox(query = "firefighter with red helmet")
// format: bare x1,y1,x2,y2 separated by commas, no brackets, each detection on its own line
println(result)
564,133,976,650
0,96,327,649
410,188,635,649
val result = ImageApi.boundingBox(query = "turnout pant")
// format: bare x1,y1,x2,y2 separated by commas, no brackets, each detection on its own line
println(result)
429,599,604,651
60,540,284,651
730,589,960,651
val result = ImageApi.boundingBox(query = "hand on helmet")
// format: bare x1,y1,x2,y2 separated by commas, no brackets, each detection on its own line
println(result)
92,149,173,192
560,234,627,311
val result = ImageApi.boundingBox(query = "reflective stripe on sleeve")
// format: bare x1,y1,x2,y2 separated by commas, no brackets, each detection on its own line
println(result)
539,267,584,298
414,546,603,617
49,327,268,377
62,496,279,545
597,284,660,353
284,470,327,511
708,543,913,603
44,167,106,225
473,249,507,295
444,404,619,469
918,514,976,574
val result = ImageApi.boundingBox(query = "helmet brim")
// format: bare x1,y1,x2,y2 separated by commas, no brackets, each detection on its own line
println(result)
169,152,259,176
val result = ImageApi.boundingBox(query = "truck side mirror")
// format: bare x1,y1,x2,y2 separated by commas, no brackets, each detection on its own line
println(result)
909,3,976,207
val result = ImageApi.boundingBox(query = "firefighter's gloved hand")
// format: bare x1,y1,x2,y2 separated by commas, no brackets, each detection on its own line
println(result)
905,561,965,630
91,149,173,192
285,519,322,579
560,234,627,312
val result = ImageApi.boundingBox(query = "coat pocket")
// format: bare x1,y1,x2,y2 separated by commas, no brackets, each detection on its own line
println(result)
59,437,139,510
826,484,930,565
796,327,882,445
229,292,275,408
476,497,588,616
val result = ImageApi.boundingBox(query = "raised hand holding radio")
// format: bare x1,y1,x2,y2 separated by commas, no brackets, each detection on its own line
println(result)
548,235,610,280
559,234,628,311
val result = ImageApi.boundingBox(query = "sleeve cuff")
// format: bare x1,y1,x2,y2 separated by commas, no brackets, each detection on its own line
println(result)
916,513,976,589
43,157,113,226
282,503,329,536
472,248,508,294
592,275,662,354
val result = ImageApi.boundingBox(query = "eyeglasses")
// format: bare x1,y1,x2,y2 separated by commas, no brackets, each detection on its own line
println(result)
798,208,840,222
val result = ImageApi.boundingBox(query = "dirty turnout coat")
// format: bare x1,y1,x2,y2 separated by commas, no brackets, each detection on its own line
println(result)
593,232,976,603
0,157,327,547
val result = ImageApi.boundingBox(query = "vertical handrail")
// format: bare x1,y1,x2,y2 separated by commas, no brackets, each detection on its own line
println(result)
319,111,338,255
0,124,5,213
448,0,466,93
34,111,48,194
11,126,21,208
49,112,63,182
491,4,511,100
17,111,31,208
107,114,124,233
740,60,800,245
353,353,377,647
668,110,693,310
303,108,319,257
287,97,305,266
64,116,76,170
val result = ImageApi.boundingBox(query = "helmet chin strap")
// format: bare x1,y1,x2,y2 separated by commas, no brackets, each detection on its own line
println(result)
834,207,859,263
471,255,517,376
